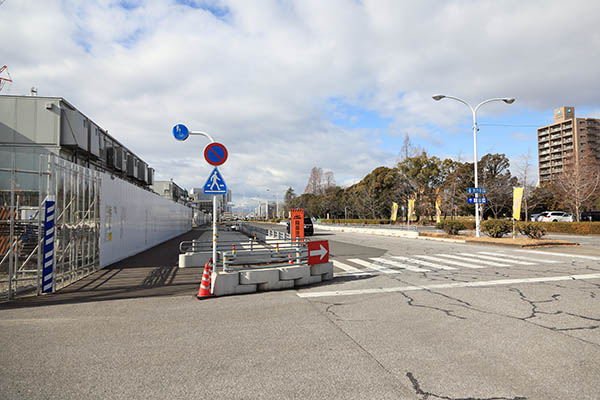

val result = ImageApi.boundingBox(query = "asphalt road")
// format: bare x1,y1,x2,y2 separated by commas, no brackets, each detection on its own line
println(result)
1,224,600,399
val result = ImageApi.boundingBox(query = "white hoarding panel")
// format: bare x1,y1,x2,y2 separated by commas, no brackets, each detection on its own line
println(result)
99,172,192,268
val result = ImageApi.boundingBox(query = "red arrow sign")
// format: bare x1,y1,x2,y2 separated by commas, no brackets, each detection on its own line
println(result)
307,240,329,265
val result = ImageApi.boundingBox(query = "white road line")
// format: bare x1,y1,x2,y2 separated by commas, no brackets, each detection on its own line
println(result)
414,255,485,269
463,252,536,265
296,273,600,298
515,249,600,261
332,260,366,274
369,257,430,272
477,251,561,264
391,256,456,270
348,259,400,274
441,253,510,267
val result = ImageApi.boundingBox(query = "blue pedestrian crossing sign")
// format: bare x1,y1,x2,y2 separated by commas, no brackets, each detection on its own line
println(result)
203,167,227,194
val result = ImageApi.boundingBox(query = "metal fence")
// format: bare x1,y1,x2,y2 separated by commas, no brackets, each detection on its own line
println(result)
0,150,100,300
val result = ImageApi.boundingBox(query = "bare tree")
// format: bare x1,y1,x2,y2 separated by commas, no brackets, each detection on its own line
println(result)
323,171,336,190
304,167,323,194
554,152,600,221
397,133,424,163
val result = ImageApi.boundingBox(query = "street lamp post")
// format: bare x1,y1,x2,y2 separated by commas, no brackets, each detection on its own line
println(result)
266,188,279,219
432,95,515,237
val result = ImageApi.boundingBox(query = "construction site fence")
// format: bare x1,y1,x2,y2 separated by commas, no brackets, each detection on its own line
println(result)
0,150,101,300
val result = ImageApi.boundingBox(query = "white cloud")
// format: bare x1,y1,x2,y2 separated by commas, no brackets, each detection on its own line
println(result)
2,0,600,208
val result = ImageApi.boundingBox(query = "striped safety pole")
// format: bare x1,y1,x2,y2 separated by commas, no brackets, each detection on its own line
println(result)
42,196,56,294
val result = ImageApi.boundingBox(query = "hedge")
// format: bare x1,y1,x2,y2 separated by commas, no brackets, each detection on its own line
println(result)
436,221,466,235
482,220,600,235
319,219,394,225
525,221,600,235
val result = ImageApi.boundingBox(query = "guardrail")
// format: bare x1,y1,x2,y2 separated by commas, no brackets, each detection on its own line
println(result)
178,222,310,270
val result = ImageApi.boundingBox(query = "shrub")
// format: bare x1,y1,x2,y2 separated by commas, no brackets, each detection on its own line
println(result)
481,219,512,238
518,222,546,239
537,221,600,235
436,220,466,235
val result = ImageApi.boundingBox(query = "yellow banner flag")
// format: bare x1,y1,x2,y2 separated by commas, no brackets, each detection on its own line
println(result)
512,187,524,220
408,199,415,220
435,196,441,224
390,202,399,221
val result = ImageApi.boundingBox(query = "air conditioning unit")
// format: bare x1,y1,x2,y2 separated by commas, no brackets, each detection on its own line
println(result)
107,146,125,171
126,156,138,179
137,161,147,182
147,167,154,185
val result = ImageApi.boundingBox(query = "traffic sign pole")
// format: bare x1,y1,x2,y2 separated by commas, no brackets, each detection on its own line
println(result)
173,123,221,273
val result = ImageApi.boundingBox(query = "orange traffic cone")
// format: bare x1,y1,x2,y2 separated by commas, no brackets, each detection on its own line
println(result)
288,253,293,264
196,261,213,299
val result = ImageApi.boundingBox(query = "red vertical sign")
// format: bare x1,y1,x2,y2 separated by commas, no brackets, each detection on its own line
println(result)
290,208,304,241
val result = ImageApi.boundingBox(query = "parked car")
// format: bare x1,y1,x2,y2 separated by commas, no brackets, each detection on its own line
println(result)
286,217,314,236
581,211,600,222
530,213,542,221
538,211,572,222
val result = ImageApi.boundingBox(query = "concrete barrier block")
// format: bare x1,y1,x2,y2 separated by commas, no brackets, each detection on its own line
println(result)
179,253,191,268
258,279,295,292
295,274,322,287
279,265,310,281
310,262,333,276
321,270,333,281
211,271,257,296
179,252,212,268
240,268,280,285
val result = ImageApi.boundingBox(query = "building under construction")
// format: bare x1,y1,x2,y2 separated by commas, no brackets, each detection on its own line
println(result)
0,95,193,299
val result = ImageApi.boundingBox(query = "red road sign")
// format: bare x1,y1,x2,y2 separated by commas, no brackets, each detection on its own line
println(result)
204,142,228,166
290,208,304,240
307,240,329,265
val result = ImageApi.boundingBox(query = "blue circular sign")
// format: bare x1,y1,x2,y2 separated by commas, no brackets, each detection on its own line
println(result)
204,143,228,166
172,124,189,141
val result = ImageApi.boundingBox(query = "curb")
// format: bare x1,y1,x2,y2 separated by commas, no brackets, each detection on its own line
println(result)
417,236,466,244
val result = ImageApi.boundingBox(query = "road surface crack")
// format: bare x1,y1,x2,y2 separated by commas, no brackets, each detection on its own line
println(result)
397,291,467,320
406,372,527,400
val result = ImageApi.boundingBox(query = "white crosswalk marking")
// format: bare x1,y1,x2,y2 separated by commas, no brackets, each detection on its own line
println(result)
439,253,510,267
414,255,485,269
333,260,371,275
369,257,430,272
459,252,535,266
477,251,560,264
391,256,456,270
335,249,573,277
473,252,536,265
348,258,400,274
515,249,600,261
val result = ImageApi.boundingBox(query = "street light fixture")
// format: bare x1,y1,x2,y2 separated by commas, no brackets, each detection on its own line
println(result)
432,94,515,237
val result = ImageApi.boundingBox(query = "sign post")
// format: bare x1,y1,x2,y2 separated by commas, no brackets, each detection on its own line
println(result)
203,162,228,268
173,123,226,275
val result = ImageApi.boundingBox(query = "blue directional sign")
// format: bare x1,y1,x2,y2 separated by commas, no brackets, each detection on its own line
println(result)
203,167,227,194
467,197,487,204
172,124,190,141
467,187,487,194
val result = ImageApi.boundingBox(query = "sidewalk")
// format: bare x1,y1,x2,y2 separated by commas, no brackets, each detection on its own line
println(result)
0,228,209,309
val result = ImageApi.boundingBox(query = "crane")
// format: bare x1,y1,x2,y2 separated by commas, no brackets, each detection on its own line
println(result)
0,65,12,93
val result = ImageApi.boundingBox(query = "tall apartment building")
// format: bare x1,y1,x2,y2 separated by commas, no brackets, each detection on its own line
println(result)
537,106,600,183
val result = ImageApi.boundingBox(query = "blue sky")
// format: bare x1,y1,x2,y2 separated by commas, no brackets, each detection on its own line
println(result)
2,0,600,210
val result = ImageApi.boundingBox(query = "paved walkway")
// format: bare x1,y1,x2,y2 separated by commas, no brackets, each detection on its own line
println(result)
0,228,210,309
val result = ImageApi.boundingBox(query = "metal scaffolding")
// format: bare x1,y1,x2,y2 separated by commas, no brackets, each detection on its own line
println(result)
0,150,100,300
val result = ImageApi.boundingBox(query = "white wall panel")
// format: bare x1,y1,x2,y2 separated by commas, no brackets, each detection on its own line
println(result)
99,172,192,268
